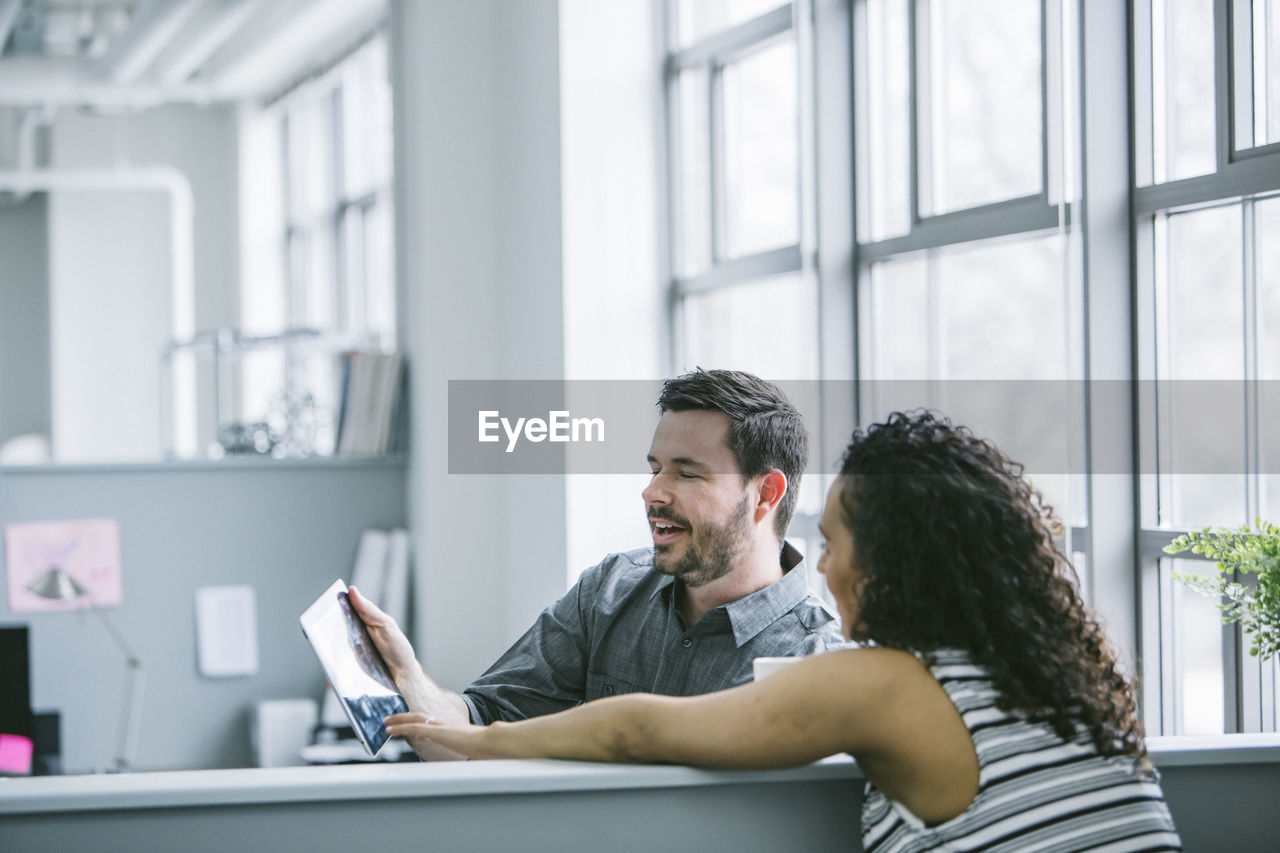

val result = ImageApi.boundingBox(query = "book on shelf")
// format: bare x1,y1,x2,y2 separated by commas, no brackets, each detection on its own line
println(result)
335,351,404,457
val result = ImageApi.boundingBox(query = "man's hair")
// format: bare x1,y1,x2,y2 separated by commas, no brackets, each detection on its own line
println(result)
656,368,809,539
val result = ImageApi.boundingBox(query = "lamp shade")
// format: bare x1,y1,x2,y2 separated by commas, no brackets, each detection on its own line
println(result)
26,567,87,602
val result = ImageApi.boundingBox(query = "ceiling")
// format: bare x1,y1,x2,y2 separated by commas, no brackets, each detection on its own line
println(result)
0,0,387,110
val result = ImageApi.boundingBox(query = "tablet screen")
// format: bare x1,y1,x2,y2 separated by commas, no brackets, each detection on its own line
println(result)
300,579,409,756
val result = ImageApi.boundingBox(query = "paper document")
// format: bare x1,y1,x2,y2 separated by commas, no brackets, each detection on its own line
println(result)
196,585,259,677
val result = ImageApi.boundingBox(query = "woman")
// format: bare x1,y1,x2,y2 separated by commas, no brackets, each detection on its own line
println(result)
387,411,1181,851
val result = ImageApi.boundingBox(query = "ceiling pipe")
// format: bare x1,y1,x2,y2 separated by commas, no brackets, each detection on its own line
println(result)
150,0,262,86
0,56,222,108
0,166,199,455
0,106,50,203
0,0,22,52
100,0,207,85
202,0,385,99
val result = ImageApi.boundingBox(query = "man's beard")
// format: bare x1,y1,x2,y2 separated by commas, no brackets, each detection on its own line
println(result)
653,496,753,587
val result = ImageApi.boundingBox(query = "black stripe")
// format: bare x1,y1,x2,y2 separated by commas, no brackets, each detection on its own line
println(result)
862,814,906,853
966,793,1169,851
980,749,1100,789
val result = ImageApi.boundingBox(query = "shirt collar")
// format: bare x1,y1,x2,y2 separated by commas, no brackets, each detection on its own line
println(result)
648,542,812,647
725,542,809,647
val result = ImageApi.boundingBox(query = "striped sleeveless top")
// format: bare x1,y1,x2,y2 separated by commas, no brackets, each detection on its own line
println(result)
862,648,1181,852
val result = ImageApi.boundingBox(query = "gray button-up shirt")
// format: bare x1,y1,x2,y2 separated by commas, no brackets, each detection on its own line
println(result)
461,543,845,724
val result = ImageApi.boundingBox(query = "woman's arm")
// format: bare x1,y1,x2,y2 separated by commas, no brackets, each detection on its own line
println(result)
386,647,926,768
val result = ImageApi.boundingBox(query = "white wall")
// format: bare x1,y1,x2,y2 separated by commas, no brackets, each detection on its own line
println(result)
391,0,671,687
559,0,667,580
391,0,569,688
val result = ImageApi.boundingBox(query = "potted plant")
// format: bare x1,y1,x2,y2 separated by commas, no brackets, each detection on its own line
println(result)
1163,520,1280,660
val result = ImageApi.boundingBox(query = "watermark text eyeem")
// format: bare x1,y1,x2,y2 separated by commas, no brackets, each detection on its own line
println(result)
478,410,606,453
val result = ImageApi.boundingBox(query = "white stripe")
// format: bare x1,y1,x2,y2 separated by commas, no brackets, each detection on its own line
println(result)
954,787,1167,848
1009,807,1179,852
982,740,1095,780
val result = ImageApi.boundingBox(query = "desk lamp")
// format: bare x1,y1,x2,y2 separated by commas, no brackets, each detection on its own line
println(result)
26,567,145,772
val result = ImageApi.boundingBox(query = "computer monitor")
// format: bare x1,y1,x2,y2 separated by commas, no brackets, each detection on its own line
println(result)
0,625,32,733
0,625,33,775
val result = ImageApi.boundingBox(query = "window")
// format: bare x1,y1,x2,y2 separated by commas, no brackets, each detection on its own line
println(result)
237,34,396,456
658,0,1280,734
665,0,818,383
854,0,1086,535
1135,0,1280,735
664,0,828,593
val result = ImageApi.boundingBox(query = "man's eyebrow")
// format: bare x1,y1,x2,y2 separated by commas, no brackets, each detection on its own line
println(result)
646,455,708,470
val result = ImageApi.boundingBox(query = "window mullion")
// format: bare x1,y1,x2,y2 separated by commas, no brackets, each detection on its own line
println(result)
708,62,724,265
1215,0,1234,171
907,0,923,225
1043,0,1058,204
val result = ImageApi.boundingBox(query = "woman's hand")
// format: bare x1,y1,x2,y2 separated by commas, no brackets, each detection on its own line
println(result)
385,712,500,759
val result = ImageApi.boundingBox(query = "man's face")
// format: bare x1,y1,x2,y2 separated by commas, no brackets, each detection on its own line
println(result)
643,410,755,587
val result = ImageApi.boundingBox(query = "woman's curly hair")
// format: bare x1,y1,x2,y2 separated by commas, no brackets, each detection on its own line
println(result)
837,410,1146,767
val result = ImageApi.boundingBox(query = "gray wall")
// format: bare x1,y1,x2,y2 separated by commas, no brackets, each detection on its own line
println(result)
0,193,51,448
0,460,407,772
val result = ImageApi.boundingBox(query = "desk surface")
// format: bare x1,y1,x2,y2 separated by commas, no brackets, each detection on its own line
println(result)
2,732,1277,815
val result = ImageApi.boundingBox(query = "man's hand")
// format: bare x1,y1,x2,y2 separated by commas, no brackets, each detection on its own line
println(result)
347,585,419,682
347,584,472,759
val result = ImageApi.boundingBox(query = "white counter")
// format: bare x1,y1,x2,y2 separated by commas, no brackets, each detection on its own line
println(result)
0,755,860,814
2,735,1278,852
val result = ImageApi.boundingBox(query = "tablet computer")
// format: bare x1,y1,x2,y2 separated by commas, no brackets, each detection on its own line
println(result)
300,579,408,756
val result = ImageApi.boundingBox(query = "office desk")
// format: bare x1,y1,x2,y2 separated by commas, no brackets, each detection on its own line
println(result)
0,758,863,852
2,736,1279,852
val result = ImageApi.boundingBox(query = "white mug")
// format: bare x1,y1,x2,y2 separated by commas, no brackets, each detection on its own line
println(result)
753,655,804,681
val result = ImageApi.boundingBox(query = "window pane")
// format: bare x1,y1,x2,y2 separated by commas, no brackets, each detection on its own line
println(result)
1260,196,1280,520
1164,558,1227,734
1239,0,1280,148
722,37,799,258
863,256,929,379
675,67,712,277
365,201,397,349
860,235,1085,523
286,96,337,222
861,0,911,240
923,0,1042,213
1271,0,1280,143
679,272,818,380
676,0,787,46
1150,0,1217,182
936,235,1069,379
1156,205,1246,527
341,37,393,198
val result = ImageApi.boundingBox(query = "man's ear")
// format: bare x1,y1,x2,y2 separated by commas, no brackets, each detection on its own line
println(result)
753,469,788,524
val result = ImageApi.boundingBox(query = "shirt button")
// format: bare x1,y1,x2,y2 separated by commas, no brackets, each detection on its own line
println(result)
682,639,692,649
604,684,615,695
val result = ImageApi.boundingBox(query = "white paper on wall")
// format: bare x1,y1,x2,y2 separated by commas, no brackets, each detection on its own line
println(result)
195,585,259,677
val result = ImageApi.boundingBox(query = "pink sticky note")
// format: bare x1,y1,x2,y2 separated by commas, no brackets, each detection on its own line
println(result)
4,518,124,612
0,734,33,775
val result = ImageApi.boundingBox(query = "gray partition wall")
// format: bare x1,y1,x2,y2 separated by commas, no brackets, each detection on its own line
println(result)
0,459,407,772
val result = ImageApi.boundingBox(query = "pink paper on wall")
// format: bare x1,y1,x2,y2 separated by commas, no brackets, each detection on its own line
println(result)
4,518,124,612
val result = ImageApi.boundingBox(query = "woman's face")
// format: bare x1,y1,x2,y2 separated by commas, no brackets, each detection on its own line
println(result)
817,478,865,639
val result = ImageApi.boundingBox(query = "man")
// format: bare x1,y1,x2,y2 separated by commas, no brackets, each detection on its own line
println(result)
351,369,844,760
